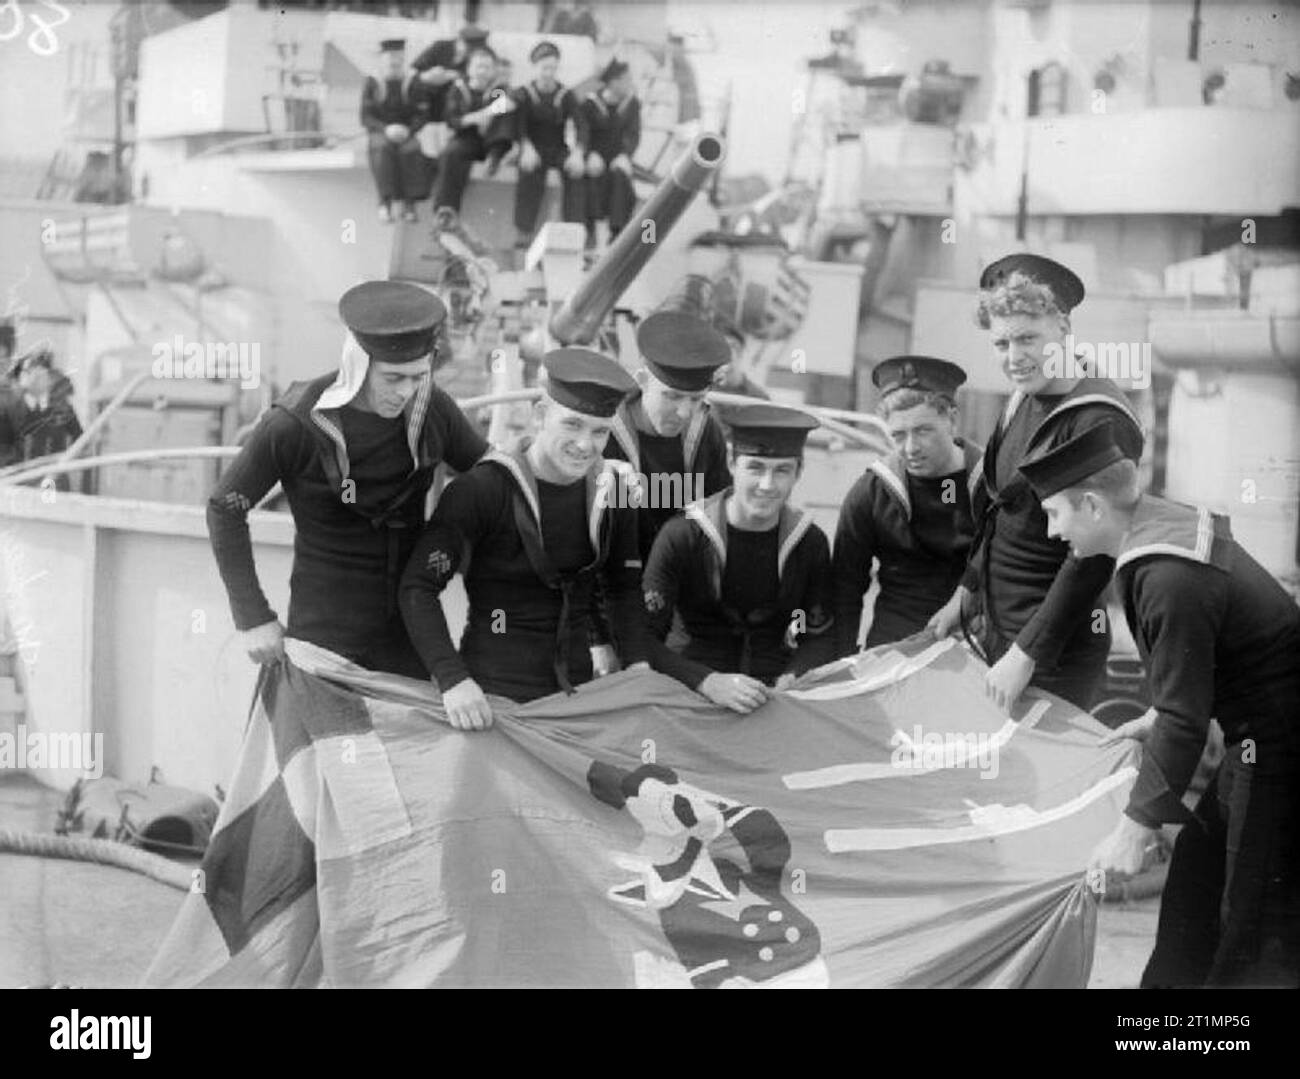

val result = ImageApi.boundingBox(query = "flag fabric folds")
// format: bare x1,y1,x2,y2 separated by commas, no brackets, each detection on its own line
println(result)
144,637,1136,988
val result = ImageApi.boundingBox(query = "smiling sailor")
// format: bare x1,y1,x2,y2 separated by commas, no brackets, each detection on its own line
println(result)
928,254,1143,713
206,280,487,678
399,347,651,730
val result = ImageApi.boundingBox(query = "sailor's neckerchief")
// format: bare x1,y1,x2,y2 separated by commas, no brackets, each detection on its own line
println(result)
867,438,984,521
608,393,710,476
683,488,816,676
522,79,569,107
585,87,636,118
309,332,435,490
965,377,1141,652
968,376,1141,505
1115,496,1231,575
481,439,639,692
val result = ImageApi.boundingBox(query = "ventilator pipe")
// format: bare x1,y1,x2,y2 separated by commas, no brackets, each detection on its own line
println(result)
549,133,727,346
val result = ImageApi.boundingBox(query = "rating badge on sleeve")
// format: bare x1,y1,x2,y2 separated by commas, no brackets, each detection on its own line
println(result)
426,548,452,580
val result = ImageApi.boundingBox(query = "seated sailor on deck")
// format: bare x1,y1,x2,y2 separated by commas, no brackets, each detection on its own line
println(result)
360,38,433,224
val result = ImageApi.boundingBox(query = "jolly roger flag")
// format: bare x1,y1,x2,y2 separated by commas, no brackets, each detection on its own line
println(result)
144,637,1137,989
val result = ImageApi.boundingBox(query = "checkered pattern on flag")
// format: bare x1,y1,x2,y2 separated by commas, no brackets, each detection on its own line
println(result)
144,636,1137,988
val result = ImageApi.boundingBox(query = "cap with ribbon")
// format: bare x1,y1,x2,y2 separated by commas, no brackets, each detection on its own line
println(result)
1019,422,1135,499
636,311,730,391
338,281,447,365
714,401,819,458
530,40,560,63
872,355,967,399
979,253,1085,313
542,348,637,418
379,38,406,53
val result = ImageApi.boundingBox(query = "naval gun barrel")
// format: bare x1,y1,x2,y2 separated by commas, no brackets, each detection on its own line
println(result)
549,132,726,346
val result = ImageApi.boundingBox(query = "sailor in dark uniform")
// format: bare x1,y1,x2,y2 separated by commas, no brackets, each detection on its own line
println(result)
832,356,980,654
602,311,733,564
510,40,587,250
399,348,650,729
431,45,516,216
642,403,836,713
1021,425,1300,987
929,254,1144,713
411,23,489,123
360,39,432,223
580,58,641,250
207,281,488,678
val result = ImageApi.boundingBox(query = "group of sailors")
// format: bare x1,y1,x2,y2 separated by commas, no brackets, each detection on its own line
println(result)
206,252,1299,989
361,27,639,252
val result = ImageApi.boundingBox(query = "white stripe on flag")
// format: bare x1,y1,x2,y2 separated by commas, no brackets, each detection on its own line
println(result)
783,698,1052,790
823,765,1137,853
785,637,956,702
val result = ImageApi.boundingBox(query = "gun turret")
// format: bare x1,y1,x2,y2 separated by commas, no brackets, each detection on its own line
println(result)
549,133,726,345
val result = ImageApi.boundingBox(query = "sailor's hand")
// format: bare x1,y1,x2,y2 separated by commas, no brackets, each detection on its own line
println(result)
441,677,494,731
241,620,286,665
590,643,621,677
586,152,605,177
1088,815,1159,882
563,149,586,178
773,672,797,691
700,672,770,715
610,153,632,175
1100,707,1159,747
927,585,969,640
518,139,541,172
984,643,1035,714
418,66,457,86
384,123,410,143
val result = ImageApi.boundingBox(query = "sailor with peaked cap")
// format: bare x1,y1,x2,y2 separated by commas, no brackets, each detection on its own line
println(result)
928,252,1144,714
360,38,432,224
1020,424,1300,987
580,57,641,248
411,22,492,119
207,280,487,677
400,348,652,729
603,310,734,562
831,355,981,652
642,402,835,713
510,39,587,250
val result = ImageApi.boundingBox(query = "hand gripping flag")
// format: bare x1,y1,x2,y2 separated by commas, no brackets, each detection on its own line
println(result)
144,637,1137,988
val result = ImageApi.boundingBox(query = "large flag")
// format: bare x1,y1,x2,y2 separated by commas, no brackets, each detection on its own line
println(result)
144,637,1137,988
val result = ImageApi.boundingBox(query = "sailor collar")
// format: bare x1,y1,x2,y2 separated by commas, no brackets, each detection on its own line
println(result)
484,439,637,556
1115,496,1230,573
609,396,710,475
868,439,982,519
684,488,814,581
